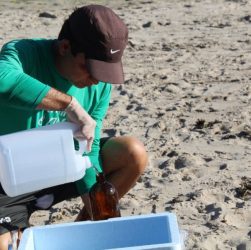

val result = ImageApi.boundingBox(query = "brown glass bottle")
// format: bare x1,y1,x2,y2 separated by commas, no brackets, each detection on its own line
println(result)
89,170,121,221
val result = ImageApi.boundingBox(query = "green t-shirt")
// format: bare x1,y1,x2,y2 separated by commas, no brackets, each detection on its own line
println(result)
0,39,112,194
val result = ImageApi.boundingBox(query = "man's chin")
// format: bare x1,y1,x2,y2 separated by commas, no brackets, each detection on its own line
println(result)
71,78,99,88
72,81,89,88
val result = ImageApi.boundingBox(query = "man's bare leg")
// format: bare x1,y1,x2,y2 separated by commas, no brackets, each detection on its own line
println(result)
0,229,22,250
76,136,148,221
75,193,92,221
0,232,12,250
100,136,148,198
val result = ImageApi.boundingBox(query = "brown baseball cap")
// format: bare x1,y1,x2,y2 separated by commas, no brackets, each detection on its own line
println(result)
67,5,128,84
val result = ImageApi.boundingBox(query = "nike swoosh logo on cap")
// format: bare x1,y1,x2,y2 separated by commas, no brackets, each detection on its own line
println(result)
110,49,120,54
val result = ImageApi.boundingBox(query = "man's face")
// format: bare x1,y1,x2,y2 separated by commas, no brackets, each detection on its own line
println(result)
62,52,99,88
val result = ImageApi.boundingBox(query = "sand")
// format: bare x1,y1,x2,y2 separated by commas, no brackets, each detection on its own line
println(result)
0,0,250,249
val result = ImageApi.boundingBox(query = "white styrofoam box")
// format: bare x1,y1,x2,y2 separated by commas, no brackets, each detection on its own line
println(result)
18,213,181,250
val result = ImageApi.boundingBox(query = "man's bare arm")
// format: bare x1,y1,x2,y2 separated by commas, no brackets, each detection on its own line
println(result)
36,88,72,110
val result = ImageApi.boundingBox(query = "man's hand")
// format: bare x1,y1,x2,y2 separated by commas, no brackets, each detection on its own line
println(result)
65,97,96,152
37,88,96,152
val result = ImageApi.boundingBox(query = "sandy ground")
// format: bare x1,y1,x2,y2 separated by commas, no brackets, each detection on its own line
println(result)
0,0,250,249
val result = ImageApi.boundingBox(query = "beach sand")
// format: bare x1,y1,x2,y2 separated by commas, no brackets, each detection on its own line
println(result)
0,0,250,249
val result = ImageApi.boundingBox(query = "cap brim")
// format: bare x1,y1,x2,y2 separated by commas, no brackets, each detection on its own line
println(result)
86,59,124,84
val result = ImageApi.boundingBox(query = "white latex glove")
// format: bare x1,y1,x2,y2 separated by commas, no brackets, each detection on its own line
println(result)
65,96,96,152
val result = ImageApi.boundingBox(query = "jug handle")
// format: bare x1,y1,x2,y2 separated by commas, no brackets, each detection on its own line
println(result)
76,140,88,155
34,122,88,155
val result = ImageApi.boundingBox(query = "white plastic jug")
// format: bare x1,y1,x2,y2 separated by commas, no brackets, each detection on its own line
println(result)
0,122,92,197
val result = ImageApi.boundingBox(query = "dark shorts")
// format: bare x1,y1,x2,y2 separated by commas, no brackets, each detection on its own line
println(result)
0,137,111,235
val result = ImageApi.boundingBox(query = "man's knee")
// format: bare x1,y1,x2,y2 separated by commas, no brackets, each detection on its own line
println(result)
101,136,148,175
117,136,148,174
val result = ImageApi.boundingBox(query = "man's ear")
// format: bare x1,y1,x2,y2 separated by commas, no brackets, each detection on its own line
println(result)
58,39,71,56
